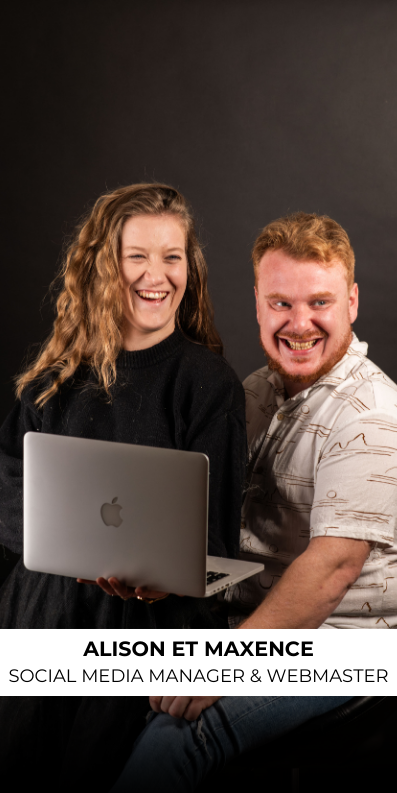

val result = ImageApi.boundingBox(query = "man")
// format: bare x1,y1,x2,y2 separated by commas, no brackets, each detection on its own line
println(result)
110,213,395,791
111,695,354,791
225,211,397,628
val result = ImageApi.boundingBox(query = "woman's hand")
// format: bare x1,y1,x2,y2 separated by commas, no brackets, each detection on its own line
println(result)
149,696,222,721
76,577,169,601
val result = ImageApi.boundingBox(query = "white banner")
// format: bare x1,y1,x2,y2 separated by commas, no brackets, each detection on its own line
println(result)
1,628,395,696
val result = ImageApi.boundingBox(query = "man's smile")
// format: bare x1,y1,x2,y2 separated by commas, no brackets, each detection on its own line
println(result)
276,332,327,354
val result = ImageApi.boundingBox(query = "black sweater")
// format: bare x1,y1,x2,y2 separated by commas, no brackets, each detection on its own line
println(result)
0,329,246,628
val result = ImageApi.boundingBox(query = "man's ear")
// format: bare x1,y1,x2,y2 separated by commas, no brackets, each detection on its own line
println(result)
348,283,359,324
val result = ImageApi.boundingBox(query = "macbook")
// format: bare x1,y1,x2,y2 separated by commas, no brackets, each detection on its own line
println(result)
24,432,263,598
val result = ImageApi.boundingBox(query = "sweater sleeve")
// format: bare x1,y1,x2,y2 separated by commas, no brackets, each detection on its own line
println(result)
0,392,42,553
183,368,246,559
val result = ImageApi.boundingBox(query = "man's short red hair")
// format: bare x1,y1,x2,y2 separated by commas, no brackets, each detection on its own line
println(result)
252,212,355,288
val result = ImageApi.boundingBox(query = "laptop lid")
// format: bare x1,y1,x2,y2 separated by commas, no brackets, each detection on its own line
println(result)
24,432,209,597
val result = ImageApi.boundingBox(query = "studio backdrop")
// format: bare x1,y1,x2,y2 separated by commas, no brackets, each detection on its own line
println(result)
1,0,396,587
3,0,397,420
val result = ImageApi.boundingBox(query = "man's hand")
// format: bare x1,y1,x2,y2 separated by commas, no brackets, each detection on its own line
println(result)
239,535,371,629
149,696,222,720
77,577,169,601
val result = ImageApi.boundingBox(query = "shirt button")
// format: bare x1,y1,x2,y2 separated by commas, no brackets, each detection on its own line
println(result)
277,413,284,421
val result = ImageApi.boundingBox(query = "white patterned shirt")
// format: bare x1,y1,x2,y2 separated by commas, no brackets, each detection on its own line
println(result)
225,335,397,628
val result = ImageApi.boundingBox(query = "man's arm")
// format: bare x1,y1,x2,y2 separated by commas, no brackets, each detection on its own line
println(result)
239,536,371,629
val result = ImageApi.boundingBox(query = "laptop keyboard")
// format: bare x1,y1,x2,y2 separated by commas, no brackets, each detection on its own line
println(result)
207,570,229,585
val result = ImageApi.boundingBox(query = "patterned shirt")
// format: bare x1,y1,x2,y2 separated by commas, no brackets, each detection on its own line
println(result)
225,335,397,628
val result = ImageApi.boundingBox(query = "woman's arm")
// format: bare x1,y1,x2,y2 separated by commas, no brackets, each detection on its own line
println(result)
0,394,42,554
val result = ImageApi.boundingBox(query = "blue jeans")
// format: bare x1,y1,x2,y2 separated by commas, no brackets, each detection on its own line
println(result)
111,696,354,791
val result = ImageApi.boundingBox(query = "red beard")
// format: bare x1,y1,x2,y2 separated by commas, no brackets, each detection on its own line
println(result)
261,326,353,385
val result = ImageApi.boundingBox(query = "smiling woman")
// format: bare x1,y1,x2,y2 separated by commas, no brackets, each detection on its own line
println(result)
0,183,246,624
0,183,246,787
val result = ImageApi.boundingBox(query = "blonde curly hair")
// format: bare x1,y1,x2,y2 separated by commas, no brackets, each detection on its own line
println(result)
16,183,222,407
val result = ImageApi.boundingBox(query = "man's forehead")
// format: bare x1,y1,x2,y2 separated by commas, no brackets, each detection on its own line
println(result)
258,248,346,269
257,251,349,287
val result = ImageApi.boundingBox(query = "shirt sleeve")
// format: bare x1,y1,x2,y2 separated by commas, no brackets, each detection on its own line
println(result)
0,392,42,554
310,410,397,547
184,373,247,559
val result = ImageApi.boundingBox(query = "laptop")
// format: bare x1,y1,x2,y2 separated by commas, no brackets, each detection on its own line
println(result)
23,432,263,598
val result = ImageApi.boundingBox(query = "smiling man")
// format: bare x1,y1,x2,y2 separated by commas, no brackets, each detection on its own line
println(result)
225,212,397,629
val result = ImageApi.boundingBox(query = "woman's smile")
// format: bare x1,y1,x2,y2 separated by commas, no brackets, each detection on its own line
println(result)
135,289,169,302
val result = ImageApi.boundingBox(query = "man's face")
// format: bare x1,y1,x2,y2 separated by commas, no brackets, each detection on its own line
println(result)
255,249,359,397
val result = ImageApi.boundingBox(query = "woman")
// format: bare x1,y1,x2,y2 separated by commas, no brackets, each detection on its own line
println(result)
0,184,246,791
0,183,246,629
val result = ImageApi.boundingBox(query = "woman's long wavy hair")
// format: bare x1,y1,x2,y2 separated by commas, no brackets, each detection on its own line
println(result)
16,183,223,407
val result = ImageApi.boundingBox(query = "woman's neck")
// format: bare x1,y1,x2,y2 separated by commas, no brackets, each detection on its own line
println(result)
122,318,176,351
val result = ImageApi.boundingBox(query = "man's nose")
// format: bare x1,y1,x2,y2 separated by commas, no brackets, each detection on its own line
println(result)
289,303,313,335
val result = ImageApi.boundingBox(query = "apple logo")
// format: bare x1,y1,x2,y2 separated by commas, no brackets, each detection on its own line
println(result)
100,497,123,527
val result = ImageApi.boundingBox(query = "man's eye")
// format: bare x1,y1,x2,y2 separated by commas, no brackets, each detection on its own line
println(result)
313,300,327,306
275,301,290,308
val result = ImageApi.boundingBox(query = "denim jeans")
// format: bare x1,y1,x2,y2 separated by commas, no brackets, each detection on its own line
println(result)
111,696,354,792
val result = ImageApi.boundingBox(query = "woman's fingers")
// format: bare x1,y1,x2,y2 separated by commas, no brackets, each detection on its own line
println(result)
77,577,120,596
77,577,166,601
134,586,169,600
107,577,137,599
95,577,121,596
77,576,137,599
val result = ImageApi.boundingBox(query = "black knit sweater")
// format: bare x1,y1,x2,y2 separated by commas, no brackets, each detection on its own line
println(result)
0,329,246,628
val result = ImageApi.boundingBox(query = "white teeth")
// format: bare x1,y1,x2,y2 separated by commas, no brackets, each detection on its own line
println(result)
136,290,167,300
284,339,318,350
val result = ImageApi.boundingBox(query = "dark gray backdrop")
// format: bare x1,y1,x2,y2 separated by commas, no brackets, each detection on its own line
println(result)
2,0,397,424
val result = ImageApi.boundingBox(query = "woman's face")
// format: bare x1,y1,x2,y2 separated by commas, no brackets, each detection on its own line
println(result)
120,214,188,350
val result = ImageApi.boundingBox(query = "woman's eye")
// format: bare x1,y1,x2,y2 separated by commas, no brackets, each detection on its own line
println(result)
166,255,181,261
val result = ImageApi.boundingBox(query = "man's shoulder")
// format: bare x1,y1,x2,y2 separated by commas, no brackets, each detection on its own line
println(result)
338,351,397,413
243,365,283,413
242,366,281,448
243,365,274,393
317,351,397,448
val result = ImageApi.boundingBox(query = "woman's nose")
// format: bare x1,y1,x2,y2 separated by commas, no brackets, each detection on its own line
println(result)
143,257,165,284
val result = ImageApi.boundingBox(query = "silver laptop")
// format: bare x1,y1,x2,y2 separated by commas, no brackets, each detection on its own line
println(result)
23,432,263,598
